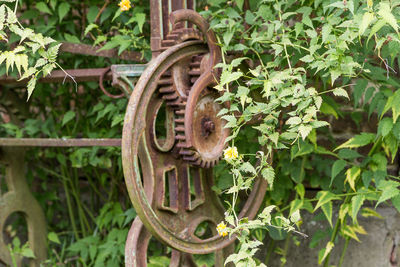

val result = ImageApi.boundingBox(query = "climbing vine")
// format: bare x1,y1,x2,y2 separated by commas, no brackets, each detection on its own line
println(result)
1,0,400,266
206,0,400,266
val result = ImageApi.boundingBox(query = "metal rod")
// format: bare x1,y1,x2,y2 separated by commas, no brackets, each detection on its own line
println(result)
0,138,121,147
0,68,113,85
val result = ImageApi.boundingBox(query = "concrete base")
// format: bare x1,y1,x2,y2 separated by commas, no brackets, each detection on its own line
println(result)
263,206,400,267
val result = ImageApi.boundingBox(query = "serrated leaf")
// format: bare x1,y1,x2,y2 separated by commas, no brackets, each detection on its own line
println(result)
6,6,16,24
378,117,393,137
392,194,400,213
318,242,334,264
84,23,98,36
286,116,302,125
299,125,312,140
46,43,61,62
351,194,365,223
345,166,361,191
321,201,333,227
368,19,386,42
330,160,346,186
314,191,340,211
391,90,400,123
376,181,400,207
361,207,383,219
334,133,376,150
359,12,374,35
261,166,275,188
26,77,37,100
343,225,360,242
378,2,398,33
299,55,313,63
332,87,349,99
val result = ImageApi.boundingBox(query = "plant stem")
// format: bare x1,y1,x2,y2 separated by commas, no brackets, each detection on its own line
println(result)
60,165,79,240
338,237,350,267
264,239,275,265
323,196,350,267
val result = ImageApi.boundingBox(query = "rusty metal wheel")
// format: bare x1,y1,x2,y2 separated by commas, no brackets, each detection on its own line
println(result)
122,38,268,254
125,217,233,266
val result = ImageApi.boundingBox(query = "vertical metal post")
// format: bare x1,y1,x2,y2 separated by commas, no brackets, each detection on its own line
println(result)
150,0,196,57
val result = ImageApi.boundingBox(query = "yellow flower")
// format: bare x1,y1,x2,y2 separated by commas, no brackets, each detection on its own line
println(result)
367,0,373,8
224,146,238,160
216,222,228,237
119,0,131,11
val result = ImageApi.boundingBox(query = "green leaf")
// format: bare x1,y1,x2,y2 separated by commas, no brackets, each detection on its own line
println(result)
377,117,393,137
330,160,346,186
299,55,313,63
391,90,400,123
343,225,361,242
48,232,61,244
321,201,333,227
318,242,334,264
345,166,361,191
84,23,98,36
135,13,146,33
20,247,35,258
35,2,52,14
362,171,373,188
295,183,305,199
314,191,340,212
359,12,374,35
351,194,365,223
376,180,400,206
378,2,398,33
334,133,376,150
62,111,76,126
368,19,386,42
299,125,312,140
361,207,383,219
87,6,99,24
338,149,362,159
26,76,37,100
392,194,400,213
58,2,70,22
261,166,275,188
290,209,301,223
286,116,302,125
353,79,368,107
332,87,349,99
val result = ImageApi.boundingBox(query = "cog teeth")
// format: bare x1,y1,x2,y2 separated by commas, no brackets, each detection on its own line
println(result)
162,94,179,101
159,86,175,94
188,70,200,76
175,126,185,132
176,135,186,140
183,155,199,162
158,78,172,85
174,118,185,124
177,142,190,149
157,28,221,168
179,150,195,156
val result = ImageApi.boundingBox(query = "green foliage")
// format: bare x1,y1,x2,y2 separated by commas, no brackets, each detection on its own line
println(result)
1,0,400,266
204,0,400,265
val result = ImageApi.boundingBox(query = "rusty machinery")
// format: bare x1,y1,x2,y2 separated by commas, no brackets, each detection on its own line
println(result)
0,1,268,266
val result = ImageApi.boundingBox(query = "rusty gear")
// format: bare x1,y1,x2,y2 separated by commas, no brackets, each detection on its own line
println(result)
156,24,227,168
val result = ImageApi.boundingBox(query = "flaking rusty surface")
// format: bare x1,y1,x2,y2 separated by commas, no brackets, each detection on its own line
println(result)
122,10,268,260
